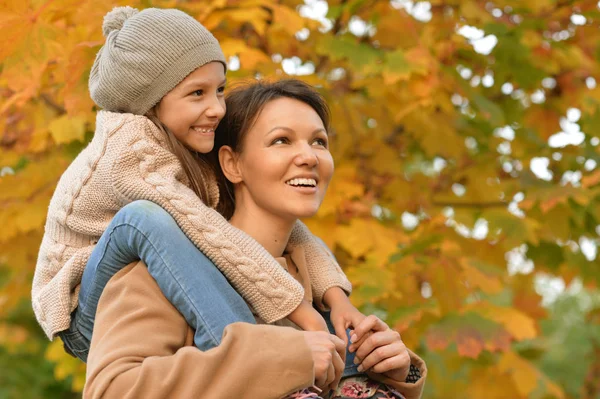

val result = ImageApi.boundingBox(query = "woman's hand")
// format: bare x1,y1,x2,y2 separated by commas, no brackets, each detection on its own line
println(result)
302,331,346,393
348,315,410,382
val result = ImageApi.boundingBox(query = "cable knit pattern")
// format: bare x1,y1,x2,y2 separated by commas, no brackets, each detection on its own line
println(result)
289,222,352,309
32,110,351,339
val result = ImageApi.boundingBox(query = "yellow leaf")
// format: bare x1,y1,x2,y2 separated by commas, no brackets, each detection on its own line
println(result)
497,352,544,398
465,303,537,341
346,257,396,307
220,39,270,69
302,216,338,250
48,115,86,144
460,260,503,294
272,5,305,36
46,339,87,392
239,47,271,70
220,38,252,55
336,219,374,258
205,8,270,35
460,1,493,23
317,163,364,217
582,169,600,188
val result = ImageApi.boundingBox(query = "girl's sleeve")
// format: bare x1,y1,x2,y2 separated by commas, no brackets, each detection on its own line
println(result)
32,242,95,340
110,119,304,323
288,221,352,309
85,261,315,399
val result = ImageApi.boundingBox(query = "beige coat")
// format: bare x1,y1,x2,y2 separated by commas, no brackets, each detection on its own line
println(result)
85,261,427,399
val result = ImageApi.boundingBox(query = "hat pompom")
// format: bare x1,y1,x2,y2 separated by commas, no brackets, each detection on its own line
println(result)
102,6,139,37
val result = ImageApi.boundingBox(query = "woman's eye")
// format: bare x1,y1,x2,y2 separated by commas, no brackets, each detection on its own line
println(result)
272,137,289,145
313,138,328,147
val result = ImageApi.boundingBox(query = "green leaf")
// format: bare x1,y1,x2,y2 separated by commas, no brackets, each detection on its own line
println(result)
315,35,382,70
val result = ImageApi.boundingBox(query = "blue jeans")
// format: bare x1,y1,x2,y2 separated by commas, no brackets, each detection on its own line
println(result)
59,200,360,377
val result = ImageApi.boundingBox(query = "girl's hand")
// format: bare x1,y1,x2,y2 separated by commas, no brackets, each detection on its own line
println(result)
324,287,366,345
348,315,410,382
289,300,329,332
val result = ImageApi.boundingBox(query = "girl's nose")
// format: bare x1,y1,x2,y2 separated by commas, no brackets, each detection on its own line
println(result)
205,96,226,119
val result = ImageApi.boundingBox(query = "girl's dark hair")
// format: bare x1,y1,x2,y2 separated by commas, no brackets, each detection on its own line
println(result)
214,79,331,219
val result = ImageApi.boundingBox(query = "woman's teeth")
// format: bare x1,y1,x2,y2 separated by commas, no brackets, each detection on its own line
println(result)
286,178,317,187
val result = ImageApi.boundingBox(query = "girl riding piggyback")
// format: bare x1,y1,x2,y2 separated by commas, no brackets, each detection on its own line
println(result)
31,6,355,364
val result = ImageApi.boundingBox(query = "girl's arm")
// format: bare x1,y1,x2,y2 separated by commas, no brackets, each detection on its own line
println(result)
322,286,367,343
288,221,353,307
85,261,315,399
110,117,305,323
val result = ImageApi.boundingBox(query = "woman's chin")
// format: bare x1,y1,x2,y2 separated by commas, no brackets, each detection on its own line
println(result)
289,207,320,219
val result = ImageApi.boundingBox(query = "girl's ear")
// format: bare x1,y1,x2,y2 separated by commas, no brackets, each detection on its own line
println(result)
218,146,243,184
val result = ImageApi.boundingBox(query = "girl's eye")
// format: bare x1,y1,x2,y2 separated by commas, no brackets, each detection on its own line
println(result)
217,86,225,95
192,89,203,96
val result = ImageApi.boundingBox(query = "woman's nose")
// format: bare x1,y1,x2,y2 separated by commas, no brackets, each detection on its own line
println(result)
294,143,319,167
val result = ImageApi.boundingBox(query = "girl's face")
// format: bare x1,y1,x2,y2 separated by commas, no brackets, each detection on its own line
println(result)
157,62,226,153
224,97,334,221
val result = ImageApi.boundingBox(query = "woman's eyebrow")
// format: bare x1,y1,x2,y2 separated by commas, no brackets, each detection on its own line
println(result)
266,126,294,135
265,127,327,135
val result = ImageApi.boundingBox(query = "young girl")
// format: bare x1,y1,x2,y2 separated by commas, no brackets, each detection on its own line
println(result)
31,5,356,363
84,79,425,399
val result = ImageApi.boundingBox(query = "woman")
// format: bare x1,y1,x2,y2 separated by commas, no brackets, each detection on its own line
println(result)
84,80,427,399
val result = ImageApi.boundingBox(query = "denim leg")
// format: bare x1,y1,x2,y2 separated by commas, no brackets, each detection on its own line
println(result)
320,311,362,378
75,200,256,353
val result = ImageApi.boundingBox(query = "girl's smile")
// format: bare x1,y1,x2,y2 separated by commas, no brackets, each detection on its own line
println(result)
157,62,226,154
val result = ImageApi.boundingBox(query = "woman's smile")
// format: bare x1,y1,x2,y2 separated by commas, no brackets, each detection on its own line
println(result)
228,96,334,222
284,176,320,194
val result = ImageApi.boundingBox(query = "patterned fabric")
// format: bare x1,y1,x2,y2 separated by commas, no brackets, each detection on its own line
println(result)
284,388,323,399
405,364,421,384
330,376,406,399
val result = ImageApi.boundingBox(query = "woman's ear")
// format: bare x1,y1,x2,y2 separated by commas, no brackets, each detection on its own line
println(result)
219,146,243,184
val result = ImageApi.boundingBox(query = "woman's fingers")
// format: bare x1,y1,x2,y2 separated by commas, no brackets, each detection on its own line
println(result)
348,329,371,353
347,315,412,381
331,334,347,364
329,343,346,391
354,328,399,362
326,361,335,387
349,315,387,344
352,329,411,381
304,331,345,389
357,340,405,372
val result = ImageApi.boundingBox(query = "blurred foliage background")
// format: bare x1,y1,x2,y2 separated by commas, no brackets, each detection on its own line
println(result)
1,0,600,397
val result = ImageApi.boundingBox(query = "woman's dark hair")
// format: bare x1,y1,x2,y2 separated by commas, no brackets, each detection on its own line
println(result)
214,79,331,219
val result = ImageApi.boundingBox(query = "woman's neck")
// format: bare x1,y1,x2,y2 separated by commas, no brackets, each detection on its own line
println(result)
229,203,295,258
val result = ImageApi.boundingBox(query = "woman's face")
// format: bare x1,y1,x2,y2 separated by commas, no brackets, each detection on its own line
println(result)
228,97,334,221
157,62,226,153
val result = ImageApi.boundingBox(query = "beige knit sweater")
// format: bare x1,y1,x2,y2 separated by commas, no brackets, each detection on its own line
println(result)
32,110,351,339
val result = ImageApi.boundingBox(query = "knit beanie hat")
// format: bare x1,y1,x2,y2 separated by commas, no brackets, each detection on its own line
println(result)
89,6,226,115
